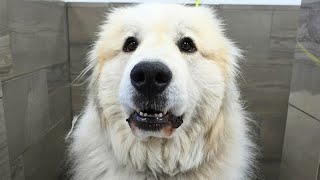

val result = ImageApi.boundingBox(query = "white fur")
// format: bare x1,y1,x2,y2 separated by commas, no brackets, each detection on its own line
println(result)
68,3,256,180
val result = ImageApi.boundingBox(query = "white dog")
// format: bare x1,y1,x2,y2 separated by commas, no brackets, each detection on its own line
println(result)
68,3,256,180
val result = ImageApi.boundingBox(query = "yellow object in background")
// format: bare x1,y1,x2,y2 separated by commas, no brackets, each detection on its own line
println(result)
297,42,320,66
195,0,200,7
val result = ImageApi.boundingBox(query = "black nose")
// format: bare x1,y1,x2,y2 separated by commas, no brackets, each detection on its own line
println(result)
130,61,172,96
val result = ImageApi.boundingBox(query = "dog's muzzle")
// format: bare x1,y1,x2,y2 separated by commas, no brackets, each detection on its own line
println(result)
126,61,183,131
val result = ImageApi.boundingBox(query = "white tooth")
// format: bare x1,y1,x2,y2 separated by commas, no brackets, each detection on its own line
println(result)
155,114,158,117
159,113,163,117
144,113,148,117
139,112,143,116
164,111,167,115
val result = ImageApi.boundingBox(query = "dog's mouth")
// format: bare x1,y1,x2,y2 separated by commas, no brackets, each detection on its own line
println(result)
126,109,183,132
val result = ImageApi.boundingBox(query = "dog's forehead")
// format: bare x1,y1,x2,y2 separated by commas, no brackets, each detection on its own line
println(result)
110,4,215,33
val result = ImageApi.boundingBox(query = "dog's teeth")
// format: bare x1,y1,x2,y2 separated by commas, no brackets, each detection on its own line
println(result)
144,113,148,117
139,112,143,116
155,114,159,117
159,113,163,117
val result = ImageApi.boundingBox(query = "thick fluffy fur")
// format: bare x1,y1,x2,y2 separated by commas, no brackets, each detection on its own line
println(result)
68,4,255,180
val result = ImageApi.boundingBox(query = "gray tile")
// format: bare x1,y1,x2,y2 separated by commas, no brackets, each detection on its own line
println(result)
289,0,320,121
301,0,320,4
263,161,281,180
259,112,288,160
219,10,273,53
240,64,291,116
289,58,320,120
46,63,69,94
45,61,72,127
5,0,68,80
0,80,3,98
297,7,320,44
0,99,11,180
269,31,297,54
23,118,69,180
71,85,86,115
267,51,294,65
48,86,71,127
68,3,129,44
241,86,289,115
270,10,299,53
301,1,320,10
240,63,292,90
240,62,292,165
0,34,13,77
10,156,25,180
68,6,106,44
220,5,299,11
67,2,131,8
69,44,89,115
69,44,90,82
271,10,299,36
0,0,8,35
2,70,50,162
279,105,320,180
216,11,294,168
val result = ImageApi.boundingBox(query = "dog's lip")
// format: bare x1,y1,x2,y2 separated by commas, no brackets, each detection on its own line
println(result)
126,111,183,131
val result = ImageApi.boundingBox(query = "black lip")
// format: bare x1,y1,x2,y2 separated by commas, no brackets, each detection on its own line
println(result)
126,112,183,131
135,112,169,123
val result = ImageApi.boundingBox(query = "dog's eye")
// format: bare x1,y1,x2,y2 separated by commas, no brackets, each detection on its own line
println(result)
123,37,139,52
178,37,197,53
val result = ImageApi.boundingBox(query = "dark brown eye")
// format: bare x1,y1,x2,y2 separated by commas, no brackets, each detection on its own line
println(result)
178,37,197,53
123,37,139,52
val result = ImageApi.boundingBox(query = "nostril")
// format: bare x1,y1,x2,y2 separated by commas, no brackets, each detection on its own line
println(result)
132,71,145,84
155,72,171,84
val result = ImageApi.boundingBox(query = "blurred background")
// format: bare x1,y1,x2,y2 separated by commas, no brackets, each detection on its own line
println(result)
0,0,319,179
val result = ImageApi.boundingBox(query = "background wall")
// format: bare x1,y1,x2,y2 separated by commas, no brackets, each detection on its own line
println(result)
0,0,72,179
280,0,320,179
68,3,299,179
65,0,302,6
0,0,12,178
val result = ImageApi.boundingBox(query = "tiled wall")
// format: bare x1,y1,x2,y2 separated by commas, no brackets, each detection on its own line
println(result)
0,0,72,179
217,6,299,179
68,3,299,179
280,0,320,179
0,0,13,178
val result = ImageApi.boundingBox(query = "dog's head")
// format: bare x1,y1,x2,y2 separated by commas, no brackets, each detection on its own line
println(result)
90,4,240,140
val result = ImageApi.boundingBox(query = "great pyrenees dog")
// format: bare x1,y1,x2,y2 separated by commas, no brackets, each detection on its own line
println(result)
68,3,256,180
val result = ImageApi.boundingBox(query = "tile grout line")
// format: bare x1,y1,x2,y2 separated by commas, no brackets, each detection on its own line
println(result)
1,62,69,83
289,103,320,123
